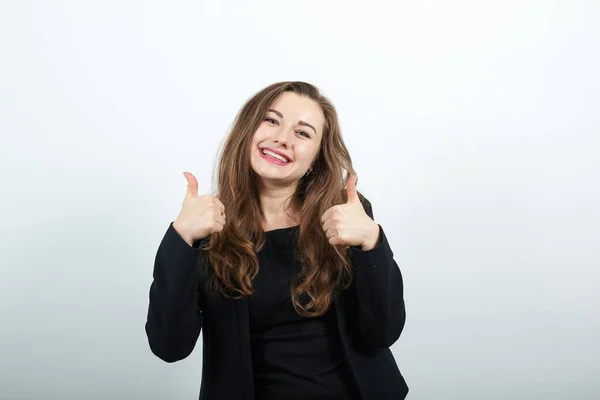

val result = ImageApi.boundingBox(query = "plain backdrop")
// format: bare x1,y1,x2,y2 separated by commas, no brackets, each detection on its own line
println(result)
1,1,599,399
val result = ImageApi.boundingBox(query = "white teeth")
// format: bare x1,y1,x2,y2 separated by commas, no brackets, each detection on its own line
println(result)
261,149,289,163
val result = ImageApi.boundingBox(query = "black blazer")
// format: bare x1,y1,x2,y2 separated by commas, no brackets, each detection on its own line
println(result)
145,197,409,399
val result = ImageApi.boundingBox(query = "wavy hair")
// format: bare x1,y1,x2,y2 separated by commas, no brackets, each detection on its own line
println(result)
203,81,356,317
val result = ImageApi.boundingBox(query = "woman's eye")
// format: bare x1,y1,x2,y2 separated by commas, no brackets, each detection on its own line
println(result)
298,130,310,138
265,118,277,124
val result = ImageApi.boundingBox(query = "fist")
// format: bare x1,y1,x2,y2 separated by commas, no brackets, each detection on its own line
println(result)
321,175,380,250
173,171,226,246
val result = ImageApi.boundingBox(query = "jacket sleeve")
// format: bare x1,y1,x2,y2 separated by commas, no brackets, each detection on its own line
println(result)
350,194,407,348
145,222,205,362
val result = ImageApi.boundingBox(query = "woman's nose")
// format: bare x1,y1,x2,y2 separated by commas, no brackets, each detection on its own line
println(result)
274,126,294,146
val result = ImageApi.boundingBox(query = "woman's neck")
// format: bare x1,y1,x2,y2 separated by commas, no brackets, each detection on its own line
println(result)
258,184,299,229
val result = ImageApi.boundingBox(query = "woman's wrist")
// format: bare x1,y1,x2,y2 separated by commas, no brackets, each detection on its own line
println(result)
360,222,381,251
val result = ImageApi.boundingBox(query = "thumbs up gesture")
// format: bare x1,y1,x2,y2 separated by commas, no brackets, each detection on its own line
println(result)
172,171,226,246
320,175,381,251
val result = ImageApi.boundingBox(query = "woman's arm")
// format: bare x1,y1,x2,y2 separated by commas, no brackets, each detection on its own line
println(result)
351,195,407,348
145,222,205,362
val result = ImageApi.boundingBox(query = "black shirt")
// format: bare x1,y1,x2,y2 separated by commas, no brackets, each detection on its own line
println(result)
248,225,360,400
146,194,409,400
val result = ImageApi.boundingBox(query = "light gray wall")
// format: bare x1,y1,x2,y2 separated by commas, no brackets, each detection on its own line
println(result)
1,1,598,399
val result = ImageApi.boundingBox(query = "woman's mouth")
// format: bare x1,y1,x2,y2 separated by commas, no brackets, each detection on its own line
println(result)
259,148,292,165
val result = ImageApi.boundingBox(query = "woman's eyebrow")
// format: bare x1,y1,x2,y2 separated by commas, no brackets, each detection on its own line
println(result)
268,109,317,135
267,109,283,118
298,121,317,135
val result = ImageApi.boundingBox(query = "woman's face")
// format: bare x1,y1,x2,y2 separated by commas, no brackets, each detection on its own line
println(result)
249,92,324,188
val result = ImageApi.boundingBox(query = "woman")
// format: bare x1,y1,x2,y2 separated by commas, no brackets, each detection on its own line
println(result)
145,81,408,399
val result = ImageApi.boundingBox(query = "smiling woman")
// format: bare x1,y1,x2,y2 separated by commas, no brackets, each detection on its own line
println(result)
249,91,324,187
145,81,409,400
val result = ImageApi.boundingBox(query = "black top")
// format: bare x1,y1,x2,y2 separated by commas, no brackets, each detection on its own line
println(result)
145,194,409,400
248,225,360,400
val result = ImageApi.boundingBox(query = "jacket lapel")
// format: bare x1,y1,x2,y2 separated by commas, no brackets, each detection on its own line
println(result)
235,298,254,400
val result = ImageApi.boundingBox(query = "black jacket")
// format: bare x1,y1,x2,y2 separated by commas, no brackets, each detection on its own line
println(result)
145,197,409,399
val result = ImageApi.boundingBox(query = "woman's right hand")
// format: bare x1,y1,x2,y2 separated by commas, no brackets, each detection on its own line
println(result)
173,171,226,246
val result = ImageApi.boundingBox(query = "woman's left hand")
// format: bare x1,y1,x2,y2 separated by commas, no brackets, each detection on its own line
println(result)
321,175,381,251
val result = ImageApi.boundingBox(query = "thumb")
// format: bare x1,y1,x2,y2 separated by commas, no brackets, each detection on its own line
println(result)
183,171,198,198
346,175,360,204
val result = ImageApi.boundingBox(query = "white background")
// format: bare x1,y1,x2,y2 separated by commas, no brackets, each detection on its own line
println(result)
1,1,599,399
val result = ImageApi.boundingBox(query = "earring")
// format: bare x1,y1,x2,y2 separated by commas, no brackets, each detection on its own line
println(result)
305,168,313,177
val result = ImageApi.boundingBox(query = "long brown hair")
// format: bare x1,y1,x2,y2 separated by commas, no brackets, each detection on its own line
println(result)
203,81,356,317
